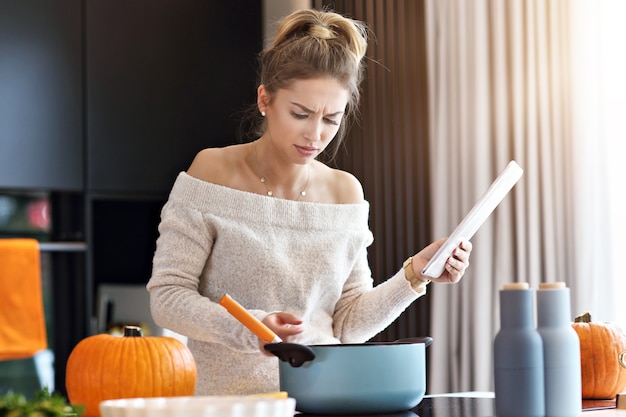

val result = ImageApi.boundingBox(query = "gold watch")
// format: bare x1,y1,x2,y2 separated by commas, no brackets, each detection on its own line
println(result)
403,257,431,291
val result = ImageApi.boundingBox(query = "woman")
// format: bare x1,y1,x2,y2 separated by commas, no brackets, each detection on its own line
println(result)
147,8,471,395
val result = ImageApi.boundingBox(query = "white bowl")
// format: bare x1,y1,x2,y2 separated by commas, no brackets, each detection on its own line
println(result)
99,396,296,417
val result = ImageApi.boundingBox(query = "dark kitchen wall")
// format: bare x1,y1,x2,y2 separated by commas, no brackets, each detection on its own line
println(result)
0,0,262,395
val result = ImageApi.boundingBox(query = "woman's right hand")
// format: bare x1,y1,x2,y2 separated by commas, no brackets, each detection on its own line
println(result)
259,311,304,355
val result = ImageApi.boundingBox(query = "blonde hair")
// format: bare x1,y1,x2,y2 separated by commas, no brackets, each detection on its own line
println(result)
257,9,368,161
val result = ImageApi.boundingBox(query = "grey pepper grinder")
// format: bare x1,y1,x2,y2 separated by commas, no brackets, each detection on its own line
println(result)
494,282,545,417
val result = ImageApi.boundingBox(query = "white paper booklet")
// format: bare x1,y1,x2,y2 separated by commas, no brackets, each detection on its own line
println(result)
421,160,524,278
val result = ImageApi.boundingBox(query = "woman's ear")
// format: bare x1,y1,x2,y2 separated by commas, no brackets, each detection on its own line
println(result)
257,85,269,114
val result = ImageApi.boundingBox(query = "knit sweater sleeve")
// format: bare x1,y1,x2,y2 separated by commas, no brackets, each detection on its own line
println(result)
147,196,264,353
331,240,426,343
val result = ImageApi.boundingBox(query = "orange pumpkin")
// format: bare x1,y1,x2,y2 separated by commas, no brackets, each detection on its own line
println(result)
572,312,626,399
66,326,197,417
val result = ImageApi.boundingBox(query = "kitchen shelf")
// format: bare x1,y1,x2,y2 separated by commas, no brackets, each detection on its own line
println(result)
38,242,87,252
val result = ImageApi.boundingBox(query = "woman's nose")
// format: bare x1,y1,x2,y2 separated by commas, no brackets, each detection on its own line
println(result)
305,119,323,142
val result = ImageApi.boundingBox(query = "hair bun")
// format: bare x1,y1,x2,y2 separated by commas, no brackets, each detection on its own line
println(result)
272,9,367,61
310,23,336,40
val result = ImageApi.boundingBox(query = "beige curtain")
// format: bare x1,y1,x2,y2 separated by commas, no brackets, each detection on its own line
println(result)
425,0,615,393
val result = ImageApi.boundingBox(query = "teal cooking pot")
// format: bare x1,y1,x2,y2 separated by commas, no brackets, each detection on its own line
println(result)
264,337,431,415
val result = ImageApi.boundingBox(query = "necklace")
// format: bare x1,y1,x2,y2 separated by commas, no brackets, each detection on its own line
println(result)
254,142,310,200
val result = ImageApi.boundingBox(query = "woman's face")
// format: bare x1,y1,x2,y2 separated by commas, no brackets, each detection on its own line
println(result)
259,77,350,163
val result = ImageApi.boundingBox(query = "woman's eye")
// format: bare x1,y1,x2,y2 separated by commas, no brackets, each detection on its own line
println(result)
324,118,339,126
291,112,307,119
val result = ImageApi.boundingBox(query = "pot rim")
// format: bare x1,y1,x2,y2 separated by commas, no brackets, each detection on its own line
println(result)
308,336,433,348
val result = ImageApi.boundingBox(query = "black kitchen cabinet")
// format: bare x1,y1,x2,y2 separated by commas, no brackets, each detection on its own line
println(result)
0,0,83,191
86,1,262,195
0,0,261,195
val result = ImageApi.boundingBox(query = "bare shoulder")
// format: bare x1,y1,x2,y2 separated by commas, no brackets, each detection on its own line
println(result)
186,145,244,186
318,164,364,204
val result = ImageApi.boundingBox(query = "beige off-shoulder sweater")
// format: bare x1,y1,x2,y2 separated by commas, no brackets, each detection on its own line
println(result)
147,172,424,395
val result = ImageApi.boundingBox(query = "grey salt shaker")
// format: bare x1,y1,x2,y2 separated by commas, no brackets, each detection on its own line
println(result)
537,282,582,417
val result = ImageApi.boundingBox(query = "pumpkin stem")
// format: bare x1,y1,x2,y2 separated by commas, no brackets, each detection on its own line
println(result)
574,312,592,323
123,326,143,337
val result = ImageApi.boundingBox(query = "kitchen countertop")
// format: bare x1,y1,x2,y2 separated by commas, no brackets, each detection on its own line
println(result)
296,393,626,417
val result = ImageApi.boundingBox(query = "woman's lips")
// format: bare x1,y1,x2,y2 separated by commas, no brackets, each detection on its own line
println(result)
295,145,318,157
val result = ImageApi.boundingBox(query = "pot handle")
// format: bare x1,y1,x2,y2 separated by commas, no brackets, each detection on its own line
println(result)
393,336,433,347
264,342,316,368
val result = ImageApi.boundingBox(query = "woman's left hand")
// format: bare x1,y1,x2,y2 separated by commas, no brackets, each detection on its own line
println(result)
258,312,304,356
413,238,473,283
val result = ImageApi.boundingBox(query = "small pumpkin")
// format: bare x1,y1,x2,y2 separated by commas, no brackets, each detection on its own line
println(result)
66,326,197,417
572,312,626,399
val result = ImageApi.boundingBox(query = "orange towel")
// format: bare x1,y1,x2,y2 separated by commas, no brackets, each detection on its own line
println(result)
0,238,47,360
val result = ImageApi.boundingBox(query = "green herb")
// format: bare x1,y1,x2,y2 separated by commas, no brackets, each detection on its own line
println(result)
0,388,83,417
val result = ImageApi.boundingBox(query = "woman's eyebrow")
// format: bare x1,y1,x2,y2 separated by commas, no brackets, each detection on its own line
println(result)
291,102,344,117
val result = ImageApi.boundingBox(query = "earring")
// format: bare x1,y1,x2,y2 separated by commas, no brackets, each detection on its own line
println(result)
261,111,266,117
